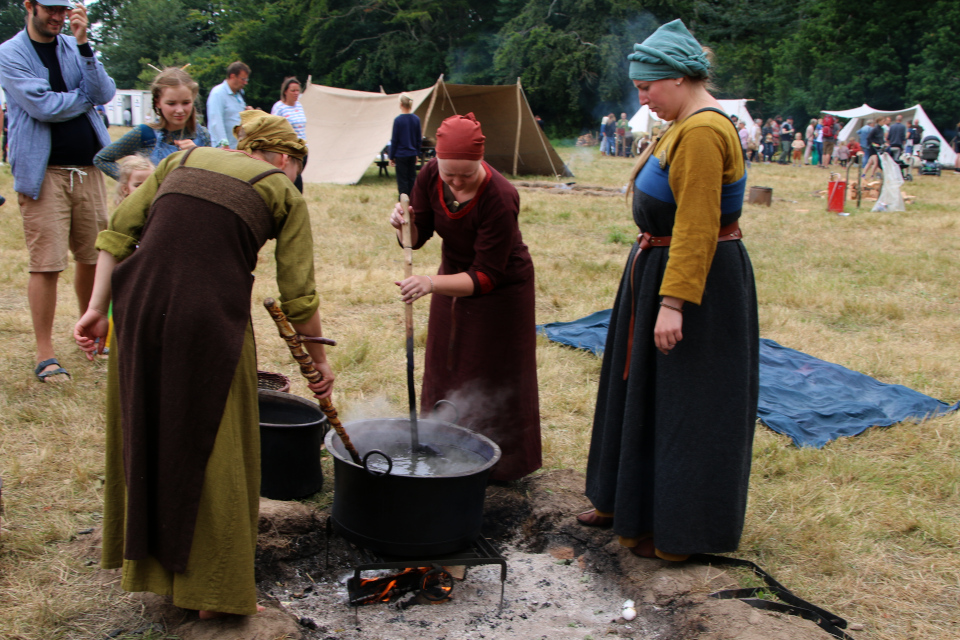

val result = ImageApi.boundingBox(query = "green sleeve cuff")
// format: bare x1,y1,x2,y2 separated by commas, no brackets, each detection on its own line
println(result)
281,293,320,325
95,230,138,260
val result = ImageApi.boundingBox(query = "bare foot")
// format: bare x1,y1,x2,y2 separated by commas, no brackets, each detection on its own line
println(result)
198,610,229,620
198,605,265,620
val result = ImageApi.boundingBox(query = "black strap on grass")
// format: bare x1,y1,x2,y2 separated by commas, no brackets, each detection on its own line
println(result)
690,554,858,640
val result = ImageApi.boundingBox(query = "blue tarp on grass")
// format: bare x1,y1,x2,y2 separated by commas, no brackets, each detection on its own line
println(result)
538,310,959,447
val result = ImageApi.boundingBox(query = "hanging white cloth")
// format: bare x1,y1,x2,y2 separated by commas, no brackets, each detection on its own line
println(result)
872,153,905,212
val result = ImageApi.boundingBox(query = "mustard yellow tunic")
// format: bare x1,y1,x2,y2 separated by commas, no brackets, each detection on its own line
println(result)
97,149,318,615
652,111,746,304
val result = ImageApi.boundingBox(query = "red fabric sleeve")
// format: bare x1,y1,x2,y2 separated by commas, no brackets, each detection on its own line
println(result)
475,270,493,294
464,173,520,295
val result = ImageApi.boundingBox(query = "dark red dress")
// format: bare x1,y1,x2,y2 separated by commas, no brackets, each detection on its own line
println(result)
410,159,541,481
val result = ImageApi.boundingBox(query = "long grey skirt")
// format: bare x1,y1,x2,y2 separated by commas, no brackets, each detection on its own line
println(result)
585,237,759,555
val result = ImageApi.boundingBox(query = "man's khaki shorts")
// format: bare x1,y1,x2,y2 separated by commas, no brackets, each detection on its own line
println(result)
18,166,108,273
822,139,836,162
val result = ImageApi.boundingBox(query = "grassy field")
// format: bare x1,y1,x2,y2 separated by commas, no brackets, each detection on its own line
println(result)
0,138,958,639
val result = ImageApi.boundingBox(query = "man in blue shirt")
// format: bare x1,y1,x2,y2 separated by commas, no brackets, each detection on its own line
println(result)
205,61,250,149
389,93,421,199
0,0,116,382
887,114,906,161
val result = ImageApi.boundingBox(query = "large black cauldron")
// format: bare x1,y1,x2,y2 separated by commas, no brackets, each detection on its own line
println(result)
325,413,501,556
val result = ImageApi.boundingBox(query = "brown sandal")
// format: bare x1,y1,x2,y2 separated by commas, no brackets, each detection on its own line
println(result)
576,509,613,528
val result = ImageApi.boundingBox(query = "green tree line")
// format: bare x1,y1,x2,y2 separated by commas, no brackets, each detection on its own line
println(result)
1,0,958,135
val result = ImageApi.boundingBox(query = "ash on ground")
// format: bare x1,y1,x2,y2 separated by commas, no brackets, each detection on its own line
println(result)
272,548,649,640
251,470,835,640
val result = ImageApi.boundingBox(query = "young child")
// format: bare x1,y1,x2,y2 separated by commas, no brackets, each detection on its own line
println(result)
95,67,210,179
763,133,776,162
837,141,850,167
791,133,805,167
114,154,156,206
105,154,156,355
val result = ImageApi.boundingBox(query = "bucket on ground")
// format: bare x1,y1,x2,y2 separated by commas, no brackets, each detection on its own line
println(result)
827,176,847,213
259,389,328,500
748,186,772,206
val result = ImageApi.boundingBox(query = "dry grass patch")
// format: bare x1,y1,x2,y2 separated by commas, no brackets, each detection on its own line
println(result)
1,148,958,639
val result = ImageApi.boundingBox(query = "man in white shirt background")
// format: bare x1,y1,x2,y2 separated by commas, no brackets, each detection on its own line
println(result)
205,61,251,149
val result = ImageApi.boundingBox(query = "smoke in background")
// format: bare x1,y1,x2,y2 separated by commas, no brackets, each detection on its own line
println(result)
436,9,662,136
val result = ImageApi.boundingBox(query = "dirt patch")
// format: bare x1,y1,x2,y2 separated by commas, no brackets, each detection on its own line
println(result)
511,180,627,197
66,471,840,640
136,596,303,640
256,498,327,584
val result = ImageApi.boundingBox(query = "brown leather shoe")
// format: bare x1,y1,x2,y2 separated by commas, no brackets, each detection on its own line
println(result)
627,540,689,562
576,509,613,528
627,538,657,558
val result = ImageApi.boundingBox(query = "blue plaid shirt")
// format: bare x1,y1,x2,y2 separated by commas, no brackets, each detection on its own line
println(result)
0,30,115,199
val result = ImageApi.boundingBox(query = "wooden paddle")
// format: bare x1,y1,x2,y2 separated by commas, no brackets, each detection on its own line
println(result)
400,193,421,452
263,298,361,465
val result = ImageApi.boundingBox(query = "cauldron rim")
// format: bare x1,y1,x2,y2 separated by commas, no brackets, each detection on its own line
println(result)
258,388,327,428
324,417,502,478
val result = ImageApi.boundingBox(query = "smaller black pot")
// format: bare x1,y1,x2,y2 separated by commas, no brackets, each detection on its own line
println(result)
258,389,328,500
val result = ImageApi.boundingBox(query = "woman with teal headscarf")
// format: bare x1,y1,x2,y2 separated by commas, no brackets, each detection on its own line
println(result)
577,20,759,561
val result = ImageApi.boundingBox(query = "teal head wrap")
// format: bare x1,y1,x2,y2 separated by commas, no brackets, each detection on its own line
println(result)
627,19,710,82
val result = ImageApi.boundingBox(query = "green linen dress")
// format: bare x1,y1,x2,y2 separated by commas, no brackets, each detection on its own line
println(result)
96,148,318,615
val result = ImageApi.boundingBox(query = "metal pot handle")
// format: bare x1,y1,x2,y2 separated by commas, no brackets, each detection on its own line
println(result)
362,449,393,476
432,399,460,424
420,567,455,601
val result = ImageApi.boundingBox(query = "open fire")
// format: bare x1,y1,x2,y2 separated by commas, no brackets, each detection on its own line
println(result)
348,566,454,608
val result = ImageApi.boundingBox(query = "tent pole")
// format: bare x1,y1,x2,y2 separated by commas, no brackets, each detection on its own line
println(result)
423,75,442,134
513,78,522,175
441,79,457,115
518,79,560,179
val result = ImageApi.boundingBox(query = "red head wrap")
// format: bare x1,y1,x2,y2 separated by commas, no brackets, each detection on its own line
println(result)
435,113,485,160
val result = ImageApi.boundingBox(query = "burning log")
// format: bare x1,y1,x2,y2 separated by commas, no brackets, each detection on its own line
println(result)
348,567,453,607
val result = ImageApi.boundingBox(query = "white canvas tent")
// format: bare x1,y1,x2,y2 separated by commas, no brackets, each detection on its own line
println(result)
719,100,759,140
824,104,956,166
628,99,758,140
298,77,572,184
627,105,664,136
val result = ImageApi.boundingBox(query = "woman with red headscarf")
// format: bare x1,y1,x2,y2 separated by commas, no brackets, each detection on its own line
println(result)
389,113,541,482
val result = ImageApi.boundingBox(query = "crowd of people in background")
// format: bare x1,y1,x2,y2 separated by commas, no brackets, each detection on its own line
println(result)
605,108,943,178
599,112,636,158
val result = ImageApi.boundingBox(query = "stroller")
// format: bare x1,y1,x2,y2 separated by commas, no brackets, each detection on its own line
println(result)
895,144,920,181
919,136,941,176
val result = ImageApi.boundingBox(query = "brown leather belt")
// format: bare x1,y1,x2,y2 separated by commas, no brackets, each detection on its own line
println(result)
637,220,742,250
623,220,743,380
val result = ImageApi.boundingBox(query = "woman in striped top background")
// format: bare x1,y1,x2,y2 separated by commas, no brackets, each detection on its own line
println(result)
271,76,307,191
